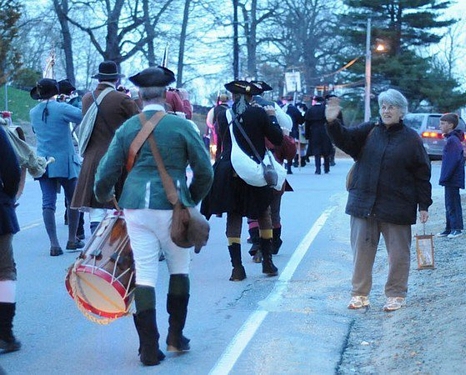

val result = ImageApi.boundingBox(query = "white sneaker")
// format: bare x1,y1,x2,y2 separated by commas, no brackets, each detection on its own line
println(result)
383,297,405,312
348,296,370,309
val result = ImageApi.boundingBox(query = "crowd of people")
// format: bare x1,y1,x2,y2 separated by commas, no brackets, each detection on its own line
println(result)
1,60,464,369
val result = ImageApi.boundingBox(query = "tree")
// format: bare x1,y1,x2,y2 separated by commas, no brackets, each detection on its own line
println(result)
52,0,76,85
339,0,466,113
0,0,23,85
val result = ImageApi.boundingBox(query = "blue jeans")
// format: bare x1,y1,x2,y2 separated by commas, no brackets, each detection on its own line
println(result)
39,176,78,211
444,186,463,231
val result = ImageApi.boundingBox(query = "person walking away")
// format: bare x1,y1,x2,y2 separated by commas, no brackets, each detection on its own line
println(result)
305,96,333,174
94,66,213,366
325,89,432,312
0,125,21,353
200,80,283,281
436,113,464,238
205,93,230,161
71,61,140,234
29,78,84,256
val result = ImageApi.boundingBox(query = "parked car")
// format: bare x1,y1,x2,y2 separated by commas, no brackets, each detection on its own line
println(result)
403,113,466,160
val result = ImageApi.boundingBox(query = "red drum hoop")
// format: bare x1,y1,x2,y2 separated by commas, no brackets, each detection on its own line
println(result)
65,212,135,320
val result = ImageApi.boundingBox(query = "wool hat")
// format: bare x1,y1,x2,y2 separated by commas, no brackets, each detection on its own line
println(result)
58,79,76,96
92,61,125,80
224,80,263,96
30,78,59,100
129,66,176,87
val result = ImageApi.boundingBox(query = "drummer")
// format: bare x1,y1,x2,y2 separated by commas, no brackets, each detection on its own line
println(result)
94,66,213,366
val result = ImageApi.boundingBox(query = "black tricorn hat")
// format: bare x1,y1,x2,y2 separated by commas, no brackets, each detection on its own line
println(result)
224,80,263,96
92,61,125,80
252,80,273,93
129,66,176,87
58,79,76,96
30,78,59,100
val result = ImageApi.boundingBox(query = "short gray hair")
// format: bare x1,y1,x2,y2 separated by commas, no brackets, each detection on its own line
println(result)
139,86,166,101
378,89,408,116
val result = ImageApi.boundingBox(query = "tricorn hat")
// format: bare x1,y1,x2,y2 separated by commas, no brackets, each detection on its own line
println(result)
129,66,176,87
92,61,125,80
58,79,76,96
252,80,273,93
224,80,263,96
30,78,59,100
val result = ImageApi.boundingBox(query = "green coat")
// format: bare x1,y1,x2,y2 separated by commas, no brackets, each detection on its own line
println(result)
94,110,213,210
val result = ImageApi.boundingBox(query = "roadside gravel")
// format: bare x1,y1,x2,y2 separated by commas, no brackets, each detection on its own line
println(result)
336,193,466,375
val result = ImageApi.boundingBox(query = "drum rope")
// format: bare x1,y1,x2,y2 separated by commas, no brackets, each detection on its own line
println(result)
69,261,134,325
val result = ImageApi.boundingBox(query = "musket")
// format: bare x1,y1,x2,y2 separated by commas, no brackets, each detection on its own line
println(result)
161,44,169,68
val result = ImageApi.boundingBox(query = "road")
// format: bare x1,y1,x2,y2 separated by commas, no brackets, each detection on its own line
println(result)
0,158,442,375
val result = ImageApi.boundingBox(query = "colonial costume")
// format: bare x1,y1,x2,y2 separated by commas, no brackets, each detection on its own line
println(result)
200,80,283,281
94,66,213,366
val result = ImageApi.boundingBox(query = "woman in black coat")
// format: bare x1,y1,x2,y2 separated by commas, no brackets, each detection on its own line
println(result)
0,125,22,352
201,80,283,281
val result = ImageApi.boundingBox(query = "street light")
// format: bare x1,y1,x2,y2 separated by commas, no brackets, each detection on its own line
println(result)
364,18,386,122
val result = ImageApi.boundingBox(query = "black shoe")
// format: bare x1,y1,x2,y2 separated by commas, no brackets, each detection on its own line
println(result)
50,246,63,256
167,334,191,352
0,337,21,353
315,170,321,175
66,240,85,250
229,266,246,281
77,233,85,240
252,250,262,263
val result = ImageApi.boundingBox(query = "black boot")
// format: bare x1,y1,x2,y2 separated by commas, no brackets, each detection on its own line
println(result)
271,227,283,255
286,161,293,175
248,227,262,263
0,302,21,353
133,309,165,366
260,238,278,276
166,294,191,352
228,243,246,281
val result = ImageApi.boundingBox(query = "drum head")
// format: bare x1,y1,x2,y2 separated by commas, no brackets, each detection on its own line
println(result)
66,265,133,318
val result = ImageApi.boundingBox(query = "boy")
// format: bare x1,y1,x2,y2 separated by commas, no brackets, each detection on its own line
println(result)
437,113,465,238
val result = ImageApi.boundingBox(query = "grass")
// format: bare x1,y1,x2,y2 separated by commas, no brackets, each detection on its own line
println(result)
0,85,37,123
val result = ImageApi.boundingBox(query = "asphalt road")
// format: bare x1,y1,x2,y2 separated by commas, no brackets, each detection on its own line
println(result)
0,158,442,375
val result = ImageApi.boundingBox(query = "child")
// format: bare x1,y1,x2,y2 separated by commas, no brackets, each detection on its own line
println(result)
437,113,465,238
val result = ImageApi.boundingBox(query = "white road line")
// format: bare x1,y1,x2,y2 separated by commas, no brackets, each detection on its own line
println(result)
209,206,336,375
20,211,66,231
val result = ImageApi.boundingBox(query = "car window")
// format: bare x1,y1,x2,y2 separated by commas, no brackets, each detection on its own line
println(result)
427,115,441,130
403,114,423,130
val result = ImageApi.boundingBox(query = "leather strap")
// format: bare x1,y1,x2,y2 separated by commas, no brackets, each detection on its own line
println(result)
147,136,179,206
126,111,165,172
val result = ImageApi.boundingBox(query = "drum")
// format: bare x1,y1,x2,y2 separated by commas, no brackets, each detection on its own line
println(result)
65,212,136,320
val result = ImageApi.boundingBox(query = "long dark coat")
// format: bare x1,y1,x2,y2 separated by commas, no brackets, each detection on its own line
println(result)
326,120,432,225
0,126,20,235
71,83,140,210
304,103,333,156
201,100,283,220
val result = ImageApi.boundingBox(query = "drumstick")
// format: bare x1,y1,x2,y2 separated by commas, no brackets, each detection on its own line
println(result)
46,157,56,165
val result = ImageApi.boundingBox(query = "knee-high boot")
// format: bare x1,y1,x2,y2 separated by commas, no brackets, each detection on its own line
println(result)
228,243,246,281
0,302,21,353
166,294,191,352
248,227,262,263
271,227,283,255
260,238,278,276
133,286,165,366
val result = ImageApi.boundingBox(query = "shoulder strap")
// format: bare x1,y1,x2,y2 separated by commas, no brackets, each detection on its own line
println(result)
147,135,179,206
126,111,165,172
